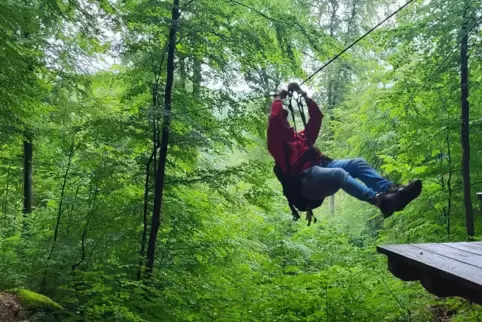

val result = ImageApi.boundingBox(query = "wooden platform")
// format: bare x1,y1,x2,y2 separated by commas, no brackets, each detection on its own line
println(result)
377,242,482,304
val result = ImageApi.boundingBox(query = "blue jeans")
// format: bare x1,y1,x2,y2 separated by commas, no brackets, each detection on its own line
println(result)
300,158,392,203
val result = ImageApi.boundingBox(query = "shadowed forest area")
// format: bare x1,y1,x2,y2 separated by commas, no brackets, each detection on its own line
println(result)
2,0,482,321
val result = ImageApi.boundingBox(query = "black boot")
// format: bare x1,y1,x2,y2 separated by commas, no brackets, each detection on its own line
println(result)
373,193,398,219
392,179,422,212
386,184,405,194
378,180,423,219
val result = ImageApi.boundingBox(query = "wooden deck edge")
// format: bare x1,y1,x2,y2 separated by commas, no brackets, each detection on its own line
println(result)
377,244,482,304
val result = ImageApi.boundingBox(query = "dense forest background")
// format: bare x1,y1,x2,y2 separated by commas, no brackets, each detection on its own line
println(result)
2,0,482,320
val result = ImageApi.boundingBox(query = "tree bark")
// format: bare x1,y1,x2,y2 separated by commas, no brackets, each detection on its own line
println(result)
137,82,161,280
137,151,154,280
446,130,453,238
145,0,180,276
23,133,33,215
22,6,33,218
460,11,474,238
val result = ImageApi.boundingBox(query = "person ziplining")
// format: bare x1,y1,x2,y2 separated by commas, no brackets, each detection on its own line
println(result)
268,83,422,221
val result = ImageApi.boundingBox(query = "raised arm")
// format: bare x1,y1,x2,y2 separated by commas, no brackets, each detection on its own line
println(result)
288,83,323,144
268,90,292,142
304,96,323,144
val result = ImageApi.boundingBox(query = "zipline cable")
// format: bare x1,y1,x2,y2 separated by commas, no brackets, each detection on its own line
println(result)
300,0,415,85
173,13,482,133
171,0,416,119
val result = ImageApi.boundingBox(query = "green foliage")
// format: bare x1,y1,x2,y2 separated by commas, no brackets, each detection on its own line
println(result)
1,0,482,321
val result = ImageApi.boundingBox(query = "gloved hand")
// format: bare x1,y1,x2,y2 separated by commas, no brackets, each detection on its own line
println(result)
288,82,307,97
273,89,288,100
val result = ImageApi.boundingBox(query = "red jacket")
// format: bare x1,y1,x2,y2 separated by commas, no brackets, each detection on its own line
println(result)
267,97,324,175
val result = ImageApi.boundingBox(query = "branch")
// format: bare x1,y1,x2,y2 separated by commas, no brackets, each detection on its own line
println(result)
154,43,170,84
380,277,412,317
182,0,196,9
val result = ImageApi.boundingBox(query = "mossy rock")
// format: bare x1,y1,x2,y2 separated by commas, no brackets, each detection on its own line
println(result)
2,289,66,321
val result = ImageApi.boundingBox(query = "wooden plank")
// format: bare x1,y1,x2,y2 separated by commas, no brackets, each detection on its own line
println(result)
462,241,482,249
417,273,481,304
386,257,422,281
444,242,482,257
377,244,482,293
413,243,482,270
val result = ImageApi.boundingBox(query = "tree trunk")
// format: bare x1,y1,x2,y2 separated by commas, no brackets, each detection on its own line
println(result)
137,82,160,280
137,151,154,280
41,139,75,293
193,57,202,99
438,89,453,238
446,130,453,238
145,0,180,276
23,133,33,215
52,138,75,243
460,12,474,238
22,8,33,218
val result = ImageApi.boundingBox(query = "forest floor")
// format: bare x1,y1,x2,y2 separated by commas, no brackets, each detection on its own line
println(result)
0,293,25,322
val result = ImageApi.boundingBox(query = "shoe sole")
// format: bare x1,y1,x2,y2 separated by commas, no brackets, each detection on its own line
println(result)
383,180,422,219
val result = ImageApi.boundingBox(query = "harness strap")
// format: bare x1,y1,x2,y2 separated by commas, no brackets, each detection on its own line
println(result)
282,93,318,225
282,141,300,221
296,96,307,128
282,141,320,224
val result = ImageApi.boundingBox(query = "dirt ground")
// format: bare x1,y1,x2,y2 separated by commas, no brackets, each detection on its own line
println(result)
0,293,25,322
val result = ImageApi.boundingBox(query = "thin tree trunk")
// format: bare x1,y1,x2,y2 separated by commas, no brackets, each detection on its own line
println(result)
41,140,75,293
327,0,339,215
65,184,80,238
328,0,338,37
327,66,335,214
460,10,474,238
23,134,33,215
438,89,453,238
137,151,154,280
72,222,89,272
137,82,161,280
52,138,75,243
72,180,98,273
345,0,358,42
152,83,160,179
145,0,180,276
22,9,33,219
156,223,176,277
446,130,453,238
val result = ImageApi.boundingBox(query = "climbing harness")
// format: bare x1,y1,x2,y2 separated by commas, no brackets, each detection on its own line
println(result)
273,91,326,226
